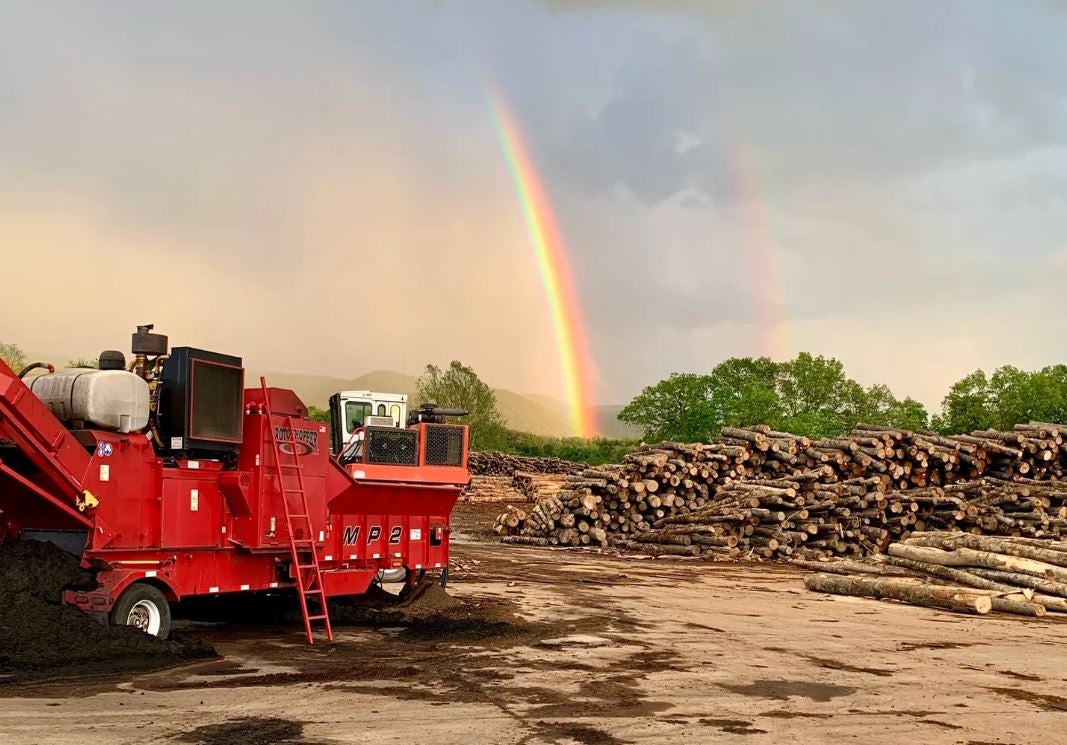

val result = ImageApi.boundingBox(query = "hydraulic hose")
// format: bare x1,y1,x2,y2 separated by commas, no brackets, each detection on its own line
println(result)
17,362,54,379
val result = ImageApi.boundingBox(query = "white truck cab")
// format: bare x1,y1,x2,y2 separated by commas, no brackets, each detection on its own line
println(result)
328,390,408,452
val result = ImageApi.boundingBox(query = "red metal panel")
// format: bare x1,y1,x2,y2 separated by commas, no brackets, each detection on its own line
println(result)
230,412,331,551
82,432,162,550
406,516,429,568
337,514,367,562
321,568,375,596
364,514,387,562
0,359,93,530
70,550,378,611
160,473,223,549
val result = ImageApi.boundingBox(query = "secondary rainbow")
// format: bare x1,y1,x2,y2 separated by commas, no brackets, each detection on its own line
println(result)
732,133,790,360
488,91,597,438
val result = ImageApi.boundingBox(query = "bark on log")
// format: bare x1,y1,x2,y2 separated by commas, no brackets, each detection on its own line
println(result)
889,544,1067,583
965,567,1067,600
904,532,1067,569
803,573,993,614
618,541,700,557
989,597,1046,617
791,559,921,578
877,555,1034,598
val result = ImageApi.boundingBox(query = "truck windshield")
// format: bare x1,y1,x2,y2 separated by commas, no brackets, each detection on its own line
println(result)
345,401,372,432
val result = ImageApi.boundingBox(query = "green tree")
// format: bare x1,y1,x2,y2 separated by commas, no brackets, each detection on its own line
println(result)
933,365,1067,434
417,361,507,449
621,353,926,442
856,384,929,431
888,397,930,431
707,357,781,428
66,358,98,369
306,405,330,423
775,353,865,437
933,370,994,434
1039,365,1067,424
0,342,26,372
986,365,1067,429
619,373,718,442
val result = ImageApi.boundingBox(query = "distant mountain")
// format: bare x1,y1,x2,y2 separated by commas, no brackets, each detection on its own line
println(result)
17,348,638,439
251,368,639,439
248,369,421,410
595,405,641,439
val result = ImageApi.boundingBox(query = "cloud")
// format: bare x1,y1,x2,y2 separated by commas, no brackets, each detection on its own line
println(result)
534,2,1067,209
0,3,569,399
2,0,1064,418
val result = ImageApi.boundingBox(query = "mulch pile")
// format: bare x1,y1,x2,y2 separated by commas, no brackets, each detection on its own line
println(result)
0,539,214,679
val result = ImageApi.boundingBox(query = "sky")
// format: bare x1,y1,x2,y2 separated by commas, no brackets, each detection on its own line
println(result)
1,1,1065,426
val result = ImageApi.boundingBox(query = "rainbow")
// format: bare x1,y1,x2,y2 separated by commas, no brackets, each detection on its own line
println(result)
730,138,789,360
488,91,598,438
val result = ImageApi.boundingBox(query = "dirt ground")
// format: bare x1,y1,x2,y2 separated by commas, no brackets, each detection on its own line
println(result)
1,503,1065,744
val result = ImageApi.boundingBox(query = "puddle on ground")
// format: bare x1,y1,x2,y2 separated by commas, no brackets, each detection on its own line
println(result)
175,717,307,745
719,679,857,702
532,721,629,745
699,717,768,735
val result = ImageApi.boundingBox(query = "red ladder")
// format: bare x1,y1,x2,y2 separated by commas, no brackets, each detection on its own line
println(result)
260,378,333,644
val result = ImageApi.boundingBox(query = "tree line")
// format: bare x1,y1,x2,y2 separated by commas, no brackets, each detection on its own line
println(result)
0,342,100,373
7,337,1060,460
619,353,1067,441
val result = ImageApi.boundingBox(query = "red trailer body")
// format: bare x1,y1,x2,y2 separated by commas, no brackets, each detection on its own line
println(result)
0,353,468,641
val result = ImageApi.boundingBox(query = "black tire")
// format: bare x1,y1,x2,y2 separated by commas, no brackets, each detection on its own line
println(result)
111,583,172,639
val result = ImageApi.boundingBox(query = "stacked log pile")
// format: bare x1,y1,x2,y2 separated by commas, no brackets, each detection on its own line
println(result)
461,476,525,504
512,471,570,503
468,451,587,477
496,422,1067,558
462,472,572,503
804,531,1067,617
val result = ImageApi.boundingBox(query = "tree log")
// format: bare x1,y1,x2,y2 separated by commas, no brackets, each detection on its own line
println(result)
904,532,1067,569
990,596,1046,617
965,567,1067,600
889,544,1067,583
790,559,921,578
877,555,1034,598
804,573,992,614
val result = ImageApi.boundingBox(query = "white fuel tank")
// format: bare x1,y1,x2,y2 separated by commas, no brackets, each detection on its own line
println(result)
27,369,150,434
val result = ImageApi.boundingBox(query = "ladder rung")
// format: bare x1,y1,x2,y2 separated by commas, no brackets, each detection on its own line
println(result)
259,377,332,644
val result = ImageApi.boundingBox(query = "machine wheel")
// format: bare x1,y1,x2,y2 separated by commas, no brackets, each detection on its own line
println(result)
111,584,172,639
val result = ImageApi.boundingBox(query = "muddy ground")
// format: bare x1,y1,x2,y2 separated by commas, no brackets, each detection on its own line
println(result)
1,503,1065,744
